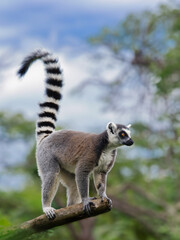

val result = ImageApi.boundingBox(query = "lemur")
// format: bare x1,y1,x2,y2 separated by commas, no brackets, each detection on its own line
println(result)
18,49,134,220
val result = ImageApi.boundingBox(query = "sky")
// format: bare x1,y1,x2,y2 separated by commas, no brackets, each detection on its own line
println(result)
0,0,169,132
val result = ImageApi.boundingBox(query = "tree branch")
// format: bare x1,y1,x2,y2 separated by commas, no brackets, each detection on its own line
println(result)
1,199,111,240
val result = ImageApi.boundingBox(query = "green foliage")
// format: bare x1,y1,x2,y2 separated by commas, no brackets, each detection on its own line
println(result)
0,112,34,140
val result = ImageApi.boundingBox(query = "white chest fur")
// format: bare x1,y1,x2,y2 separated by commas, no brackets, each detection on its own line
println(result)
96,149,117,173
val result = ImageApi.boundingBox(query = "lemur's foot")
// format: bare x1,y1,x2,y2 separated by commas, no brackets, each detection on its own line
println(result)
82,197,96,216
89,197,97,200
43,207,56,220
100,196,112,210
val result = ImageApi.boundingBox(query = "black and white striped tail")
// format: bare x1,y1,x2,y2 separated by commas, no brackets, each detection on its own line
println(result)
17,49,63,144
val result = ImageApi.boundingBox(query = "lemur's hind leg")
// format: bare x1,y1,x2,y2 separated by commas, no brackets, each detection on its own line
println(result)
60,169,81,206
41,172,60,220
39,159,60,220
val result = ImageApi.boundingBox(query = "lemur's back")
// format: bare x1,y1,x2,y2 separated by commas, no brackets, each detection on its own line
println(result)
36,130,102,171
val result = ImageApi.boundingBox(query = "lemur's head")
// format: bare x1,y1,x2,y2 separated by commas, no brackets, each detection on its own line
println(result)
106,122,134,147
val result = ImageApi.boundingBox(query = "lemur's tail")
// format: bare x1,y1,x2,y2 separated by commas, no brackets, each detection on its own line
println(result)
17,49,63,144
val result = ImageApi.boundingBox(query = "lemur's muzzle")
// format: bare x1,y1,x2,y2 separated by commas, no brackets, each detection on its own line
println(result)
123,138,134,146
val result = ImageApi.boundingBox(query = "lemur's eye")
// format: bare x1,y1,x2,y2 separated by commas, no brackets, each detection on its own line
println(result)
119,131,127,138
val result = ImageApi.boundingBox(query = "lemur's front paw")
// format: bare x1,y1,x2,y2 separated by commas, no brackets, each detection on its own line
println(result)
100,195,112,210
106,197,112,210
43,207,56,220
82,198,96,216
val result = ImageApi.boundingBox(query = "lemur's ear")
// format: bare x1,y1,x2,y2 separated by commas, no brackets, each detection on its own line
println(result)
127,124,132,128
106,122,117,134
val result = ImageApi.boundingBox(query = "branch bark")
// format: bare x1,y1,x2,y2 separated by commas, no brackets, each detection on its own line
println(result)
1,199,111,240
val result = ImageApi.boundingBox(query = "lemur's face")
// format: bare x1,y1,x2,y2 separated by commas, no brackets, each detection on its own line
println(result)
106,122,134,147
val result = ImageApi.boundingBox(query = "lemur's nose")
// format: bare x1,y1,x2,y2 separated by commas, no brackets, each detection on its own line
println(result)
125,138,134,146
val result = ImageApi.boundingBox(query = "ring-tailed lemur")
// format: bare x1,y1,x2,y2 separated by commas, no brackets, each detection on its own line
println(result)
18,49,134,220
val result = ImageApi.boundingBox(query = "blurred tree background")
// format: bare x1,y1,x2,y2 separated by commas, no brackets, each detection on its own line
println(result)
0,2,180,240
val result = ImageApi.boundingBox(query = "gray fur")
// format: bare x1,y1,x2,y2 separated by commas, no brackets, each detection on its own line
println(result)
36,128,133,218
18,50,134,220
